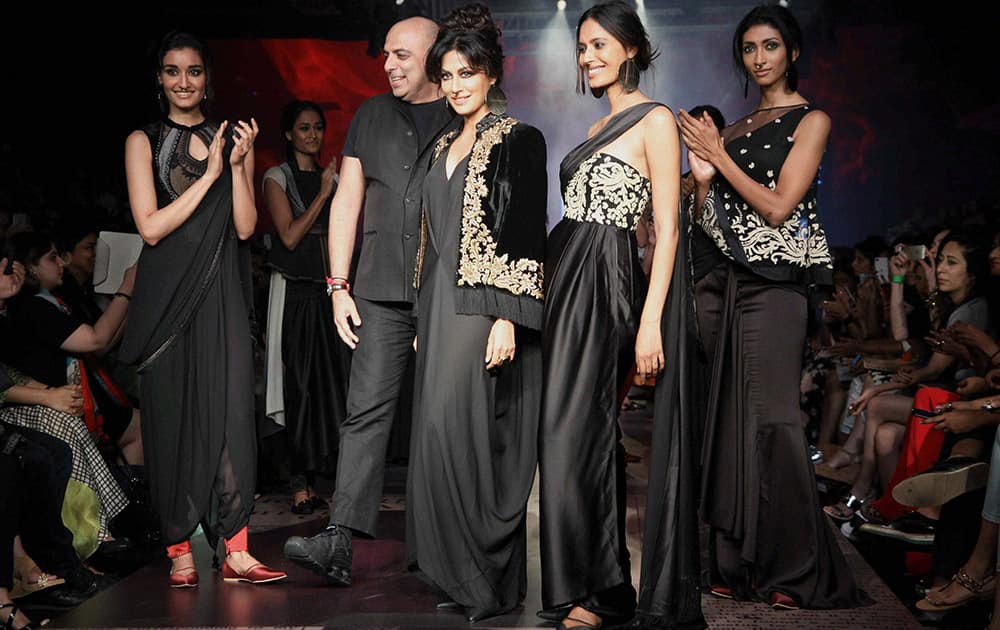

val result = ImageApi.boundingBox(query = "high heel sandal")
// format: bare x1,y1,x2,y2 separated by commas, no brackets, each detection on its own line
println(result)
10,556,64,600
291,490,313,515
915,568,996,611
1,603,44,630
307,489,328,510
823,492,871,521
10,571,64,600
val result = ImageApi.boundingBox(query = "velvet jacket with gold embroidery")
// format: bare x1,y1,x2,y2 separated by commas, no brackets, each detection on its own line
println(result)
415,113,547,330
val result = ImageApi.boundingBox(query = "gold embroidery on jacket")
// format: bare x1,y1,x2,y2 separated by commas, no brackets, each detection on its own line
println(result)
415,119,543,299
457,117,543,299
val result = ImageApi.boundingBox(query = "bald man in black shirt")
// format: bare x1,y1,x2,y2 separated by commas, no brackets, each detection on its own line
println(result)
284,15,457,586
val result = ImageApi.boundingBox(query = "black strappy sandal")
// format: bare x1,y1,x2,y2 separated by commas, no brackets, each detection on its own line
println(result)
1,603,44,630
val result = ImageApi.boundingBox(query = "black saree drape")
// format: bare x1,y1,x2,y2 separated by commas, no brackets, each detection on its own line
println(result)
120,120,256,547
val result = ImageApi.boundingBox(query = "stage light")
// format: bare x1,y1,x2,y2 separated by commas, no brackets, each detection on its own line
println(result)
556,0,566,10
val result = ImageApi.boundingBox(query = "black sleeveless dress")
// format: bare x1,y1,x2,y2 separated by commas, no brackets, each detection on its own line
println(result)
695,105,868,609
119,118,256,546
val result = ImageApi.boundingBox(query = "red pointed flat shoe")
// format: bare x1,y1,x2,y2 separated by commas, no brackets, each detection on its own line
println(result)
709,584,733,599
221,561,287,584
169,567,199,589
769,591,800,610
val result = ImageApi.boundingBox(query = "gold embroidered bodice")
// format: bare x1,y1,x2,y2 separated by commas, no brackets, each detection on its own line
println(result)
562,152,651,231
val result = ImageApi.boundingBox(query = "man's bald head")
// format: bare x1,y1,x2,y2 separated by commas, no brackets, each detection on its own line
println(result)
383,16,442,103
388,16,438,49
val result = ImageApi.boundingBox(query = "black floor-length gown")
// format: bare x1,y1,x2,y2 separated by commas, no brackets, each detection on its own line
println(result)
694,105,869,609
406,151,541,616
120,118,256,546
539,102,668,618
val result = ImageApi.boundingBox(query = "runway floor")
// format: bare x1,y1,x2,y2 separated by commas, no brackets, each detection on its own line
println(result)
32,404,928,630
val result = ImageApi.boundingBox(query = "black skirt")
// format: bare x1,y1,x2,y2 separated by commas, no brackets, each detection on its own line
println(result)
280,278,350,477
698,263,869,608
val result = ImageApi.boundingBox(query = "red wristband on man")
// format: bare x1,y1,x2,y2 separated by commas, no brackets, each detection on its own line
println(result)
326,276,350,296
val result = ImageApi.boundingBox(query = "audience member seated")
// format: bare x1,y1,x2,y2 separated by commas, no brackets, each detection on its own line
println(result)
823,229,992,526
902,391,1000,616
5,232,142,467
1,406,113,617
825,236,930,469
0,249,131,561
53,212,104,326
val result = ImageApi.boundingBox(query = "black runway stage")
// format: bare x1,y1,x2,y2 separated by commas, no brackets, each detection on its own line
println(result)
37,409,925,629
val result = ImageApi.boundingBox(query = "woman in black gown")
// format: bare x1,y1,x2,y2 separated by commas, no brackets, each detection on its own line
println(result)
406,4,547,623
676,4,868,610
120,30,284,587
262,100,349,514
538,2,682,628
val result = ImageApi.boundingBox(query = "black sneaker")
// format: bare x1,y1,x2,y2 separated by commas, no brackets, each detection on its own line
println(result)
283,525,353,585
858,511,936,545
839,502,888,541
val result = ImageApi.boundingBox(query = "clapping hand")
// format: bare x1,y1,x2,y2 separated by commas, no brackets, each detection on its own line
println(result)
320,157,338,197
205,121,228,181
229,118,259,166
678,109,724,165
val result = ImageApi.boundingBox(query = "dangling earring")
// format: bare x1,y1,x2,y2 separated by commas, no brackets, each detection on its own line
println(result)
486,84,507,116
618,57,639,93
743,74,749,99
